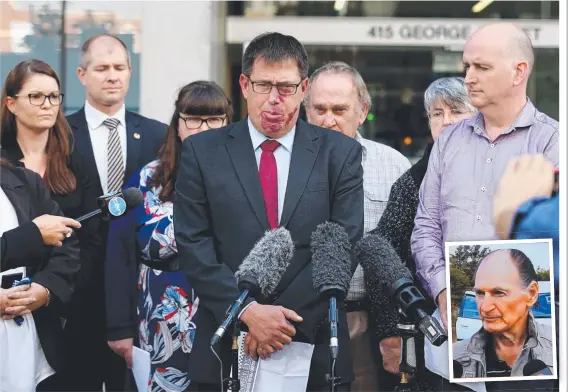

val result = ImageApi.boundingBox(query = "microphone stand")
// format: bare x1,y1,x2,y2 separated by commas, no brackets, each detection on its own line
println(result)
224,321,241,392
395,313,433,392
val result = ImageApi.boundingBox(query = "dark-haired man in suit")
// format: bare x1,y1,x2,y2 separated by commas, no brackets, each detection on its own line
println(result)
174,32,364,391
62,34,166,391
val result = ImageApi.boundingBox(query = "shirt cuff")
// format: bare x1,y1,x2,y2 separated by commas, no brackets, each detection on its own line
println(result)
238,300,257,320
430,268,447,304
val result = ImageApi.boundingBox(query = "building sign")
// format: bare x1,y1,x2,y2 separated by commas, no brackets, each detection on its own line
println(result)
226,17,559,49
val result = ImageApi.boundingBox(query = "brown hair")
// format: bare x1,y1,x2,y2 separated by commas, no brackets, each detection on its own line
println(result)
0,59,76,194
80,34,131,69
148,81,233,202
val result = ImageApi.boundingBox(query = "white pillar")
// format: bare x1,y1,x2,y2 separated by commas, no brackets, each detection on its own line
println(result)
139,1,226,123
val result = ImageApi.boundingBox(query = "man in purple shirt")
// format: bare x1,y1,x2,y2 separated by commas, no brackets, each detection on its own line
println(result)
411,22,559,332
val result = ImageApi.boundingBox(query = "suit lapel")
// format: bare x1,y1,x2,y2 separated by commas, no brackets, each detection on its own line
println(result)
125,111,142,182
280,120,320,227
68,108,103,196
1,169,32,223
225,121,270,230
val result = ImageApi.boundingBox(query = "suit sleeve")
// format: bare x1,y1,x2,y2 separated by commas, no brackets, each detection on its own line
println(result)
274,142,364,341
1,221,45,271
105,171,142,341
28,173,81,308
70,153,103,295
173,138,247,325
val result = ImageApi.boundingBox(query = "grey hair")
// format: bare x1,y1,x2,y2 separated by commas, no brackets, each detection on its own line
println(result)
304,61,372,112
423,77,475,115
79,34,131,69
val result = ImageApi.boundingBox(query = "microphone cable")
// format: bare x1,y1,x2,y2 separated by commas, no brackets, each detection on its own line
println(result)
210,345,225,392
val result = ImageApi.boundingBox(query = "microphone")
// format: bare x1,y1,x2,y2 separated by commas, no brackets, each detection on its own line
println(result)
75,188,144,222
356,234,447,346
311,222,352,360
453,360,464,378
210,227,294,346
523,359,553,376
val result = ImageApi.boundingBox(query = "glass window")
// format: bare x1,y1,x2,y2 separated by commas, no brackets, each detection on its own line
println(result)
0,1,142,115
231,1,559,19
0,1,63,95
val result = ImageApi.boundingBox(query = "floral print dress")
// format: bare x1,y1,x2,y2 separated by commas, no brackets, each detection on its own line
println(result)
128,160,198,392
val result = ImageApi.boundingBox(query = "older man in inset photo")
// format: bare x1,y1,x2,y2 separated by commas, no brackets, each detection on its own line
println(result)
453,249,554,379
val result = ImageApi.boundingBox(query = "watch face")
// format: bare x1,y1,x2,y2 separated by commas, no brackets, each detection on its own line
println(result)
108,196,127,217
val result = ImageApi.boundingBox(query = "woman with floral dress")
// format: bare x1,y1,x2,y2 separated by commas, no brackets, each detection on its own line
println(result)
104,81,232,391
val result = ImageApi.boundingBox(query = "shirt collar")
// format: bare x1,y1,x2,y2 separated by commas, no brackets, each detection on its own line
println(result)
247,117,295,153
84,100,126,130
467,98,536,136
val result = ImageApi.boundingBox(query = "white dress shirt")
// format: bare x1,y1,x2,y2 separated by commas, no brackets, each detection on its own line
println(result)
247,117,295,223
84,100,127,194
0,187,55,389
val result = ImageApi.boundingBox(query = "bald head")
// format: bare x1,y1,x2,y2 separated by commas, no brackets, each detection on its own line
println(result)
468,23,534,74
80,34,131,70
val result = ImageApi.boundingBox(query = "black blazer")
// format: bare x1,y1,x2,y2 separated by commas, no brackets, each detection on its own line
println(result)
2,142,102,301
65,108,166,309
173,119,364,388
66,108,167,198
0,163,80,371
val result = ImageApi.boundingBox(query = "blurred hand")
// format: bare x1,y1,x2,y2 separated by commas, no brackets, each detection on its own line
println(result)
240,303,302,360
0,285,34,316
3,283,48,319
437,289,448,333
108,338,134,368
380,336,402,375
494,154,555,239
32,214,81,247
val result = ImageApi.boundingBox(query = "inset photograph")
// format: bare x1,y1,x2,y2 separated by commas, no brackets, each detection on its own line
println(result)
445,239,557,382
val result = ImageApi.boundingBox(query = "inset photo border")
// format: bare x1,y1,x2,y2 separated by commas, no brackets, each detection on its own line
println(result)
445,239,557,383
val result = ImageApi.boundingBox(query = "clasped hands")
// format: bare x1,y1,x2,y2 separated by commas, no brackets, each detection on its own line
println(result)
0,283,48,319
239,303,303,360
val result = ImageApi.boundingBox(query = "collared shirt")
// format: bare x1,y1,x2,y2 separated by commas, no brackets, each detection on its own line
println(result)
346,133,411,301
411,99,559,300
84,100,127,194
453,312,554,378
248,117,295,223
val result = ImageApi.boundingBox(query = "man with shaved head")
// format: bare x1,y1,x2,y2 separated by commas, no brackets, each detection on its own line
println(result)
453,249,554,379
61,34,166,391
411,22,558,344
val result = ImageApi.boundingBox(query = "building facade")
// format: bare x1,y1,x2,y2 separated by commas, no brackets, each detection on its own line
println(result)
0,0,560,160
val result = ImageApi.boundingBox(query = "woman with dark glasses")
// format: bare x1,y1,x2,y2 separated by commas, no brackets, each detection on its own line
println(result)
105,81,232,391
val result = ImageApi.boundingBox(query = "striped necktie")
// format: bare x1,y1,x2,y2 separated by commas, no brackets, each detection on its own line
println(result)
104,118,124,193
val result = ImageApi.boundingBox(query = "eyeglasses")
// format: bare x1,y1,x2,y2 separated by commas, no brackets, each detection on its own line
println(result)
247,77,303,96
13,92,64,106
179,116,226,130
428,108,469,122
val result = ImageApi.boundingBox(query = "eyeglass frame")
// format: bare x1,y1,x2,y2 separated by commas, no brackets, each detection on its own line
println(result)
246,76,304,96
12,92,64,107
178,115,227,130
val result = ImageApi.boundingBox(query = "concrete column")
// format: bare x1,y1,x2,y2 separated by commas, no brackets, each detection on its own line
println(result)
139,1,226,123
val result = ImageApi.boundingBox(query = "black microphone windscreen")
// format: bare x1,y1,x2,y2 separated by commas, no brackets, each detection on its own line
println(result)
523,359,549,376
355,234,411,293
311,222,352,299
235,228,294,297
122,187,144,208
453,360,464,378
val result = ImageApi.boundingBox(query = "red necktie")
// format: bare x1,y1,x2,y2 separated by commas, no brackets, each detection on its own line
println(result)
259,140,280,229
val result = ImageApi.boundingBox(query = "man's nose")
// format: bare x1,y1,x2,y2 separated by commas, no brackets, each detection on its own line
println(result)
442,111,453,127
323,114,336,127
267,86,281,103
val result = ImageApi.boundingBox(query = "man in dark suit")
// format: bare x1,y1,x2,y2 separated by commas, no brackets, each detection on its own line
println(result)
62,34,166,391
174,32,364,391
